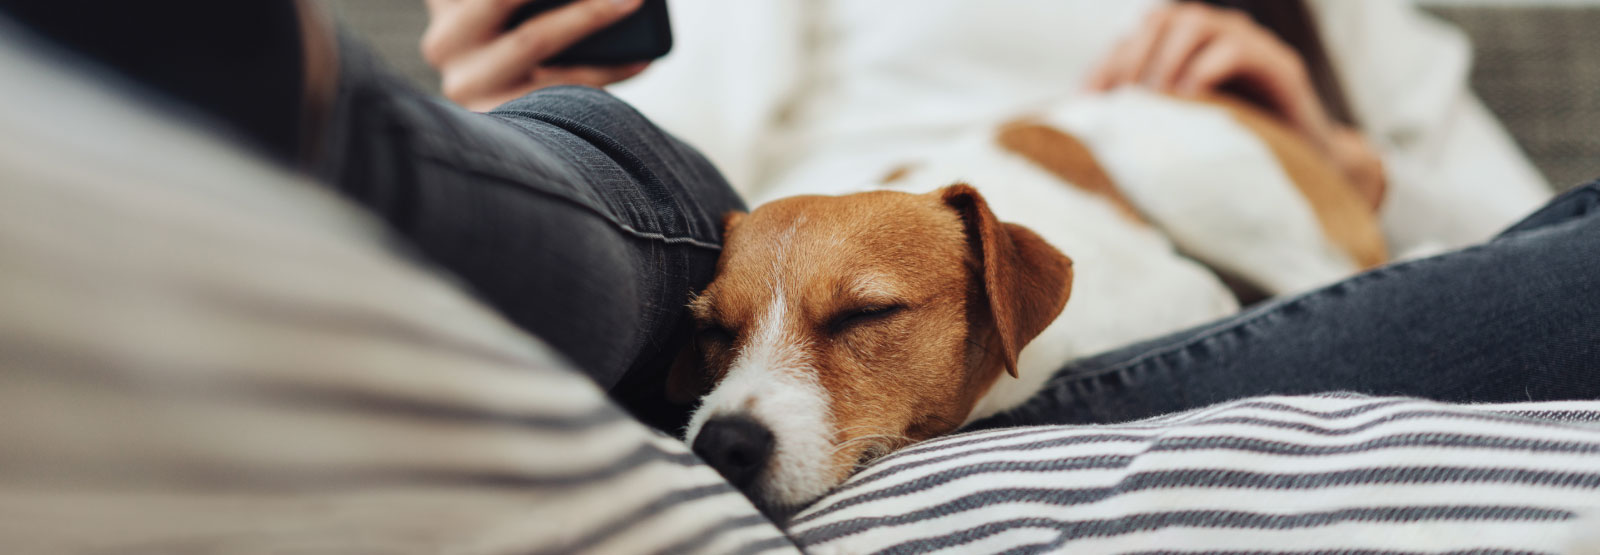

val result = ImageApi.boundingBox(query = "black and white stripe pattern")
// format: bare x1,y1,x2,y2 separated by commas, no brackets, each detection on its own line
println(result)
790,394,1600,554
0,27,792,554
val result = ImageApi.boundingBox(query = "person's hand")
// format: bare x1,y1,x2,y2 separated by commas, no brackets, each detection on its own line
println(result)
1087,2,1331,151
422,0,650,111
1087,2,1385,210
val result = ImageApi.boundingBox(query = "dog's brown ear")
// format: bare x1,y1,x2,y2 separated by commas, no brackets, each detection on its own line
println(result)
940,184,1074,378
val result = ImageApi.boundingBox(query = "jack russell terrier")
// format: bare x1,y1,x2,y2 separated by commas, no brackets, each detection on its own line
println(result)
668,90,1388,518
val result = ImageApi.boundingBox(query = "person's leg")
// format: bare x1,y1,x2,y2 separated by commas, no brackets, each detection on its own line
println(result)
975,182,1600,428
311,42,739,429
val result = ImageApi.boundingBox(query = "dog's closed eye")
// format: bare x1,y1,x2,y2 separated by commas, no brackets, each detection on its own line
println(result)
827,305,906,334
697,325,736,350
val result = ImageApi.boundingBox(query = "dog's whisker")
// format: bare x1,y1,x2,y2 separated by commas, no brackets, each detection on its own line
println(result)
849,438,912,471
830,433,915,456
828,434,892,452
836,433,909,445
830,426,907,440
922,413,960,430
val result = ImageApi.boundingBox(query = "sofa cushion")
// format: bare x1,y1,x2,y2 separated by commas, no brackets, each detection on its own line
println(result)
0,21,793,555
789,394,1600,553
1427,5,1600,190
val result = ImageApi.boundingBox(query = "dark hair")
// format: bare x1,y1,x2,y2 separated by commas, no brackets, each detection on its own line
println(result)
1194,0,1357,127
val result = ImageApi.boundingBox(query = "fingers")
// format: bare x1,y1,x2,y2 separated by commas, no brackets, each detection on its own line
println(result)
426,0,644,109
422,0,534,67
1177,36,1317,123
537,62,651,87
1088,6,1174,92
1171,36,1245,97
1328,126,1388,212
1086,3,1252,94
498,0,642,66
451,0,639,97
1085,2,1365,191
440,53,527,106
1144,7,1221,91
1178,34,1332,151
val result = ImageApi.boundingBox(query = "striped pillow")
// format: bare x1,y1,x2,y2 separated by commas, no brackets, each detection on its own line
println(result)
0,26,793,554
789,394,1600,553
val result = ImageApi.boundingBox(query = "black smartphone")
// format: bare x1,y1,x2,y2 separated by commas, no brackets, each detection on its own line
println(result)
504,0,672,66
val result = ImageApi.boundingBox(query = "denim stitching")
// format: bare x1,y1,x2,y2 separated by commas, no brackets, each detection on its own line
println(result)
494,108,696,236
411,148,723,251
390,101,725,251
1498,181,1599,237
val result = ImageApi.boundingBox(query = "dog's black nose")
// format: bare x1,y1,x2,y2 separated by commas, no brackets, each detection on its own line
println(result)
692,416,774,489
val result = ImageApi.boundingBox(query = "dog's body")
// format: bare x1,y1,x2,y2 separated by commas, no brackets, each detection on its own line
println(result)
674,89,1388,517
867,90,1387,418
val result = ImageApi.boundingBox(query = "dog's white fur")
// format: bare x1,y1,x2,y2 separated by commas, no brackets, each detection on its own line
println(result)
684,285,839,511
1059,91,1359,293
901,91,1364,419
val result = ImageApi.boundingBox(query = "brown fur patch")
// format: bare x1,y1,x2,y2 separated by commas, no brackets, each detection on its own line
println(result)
940,184,1074,378
1195,95,1389,269
996,120,1147,225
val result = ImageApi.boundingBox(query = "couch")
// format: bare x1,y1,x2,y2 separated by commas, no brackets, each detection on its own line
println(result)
6,4,1600,555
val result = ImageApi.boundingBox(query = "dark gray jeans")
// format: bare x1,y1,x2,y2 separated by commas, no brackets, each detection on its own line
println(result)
318,44,742,429
976,182,1600,428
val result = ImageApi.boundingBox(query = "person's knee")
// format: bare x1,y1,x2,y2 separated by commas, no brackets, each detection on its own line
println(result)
491,85,744,244
494,85,646,130
1498,180,1600,237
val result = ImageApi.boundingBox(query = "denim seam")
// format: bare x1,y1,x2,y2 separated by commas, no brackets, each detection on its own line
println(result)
1498,181,1599,237
410,149,723,251
493,108,703,240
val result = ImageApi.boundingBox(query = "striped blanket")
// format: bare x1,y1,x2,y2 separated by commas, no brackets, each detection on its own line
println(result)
792,394,1600,554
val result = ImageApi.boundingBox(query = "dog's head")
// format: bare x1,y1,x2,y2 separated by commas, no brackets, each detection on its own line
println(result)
670,184,1073,517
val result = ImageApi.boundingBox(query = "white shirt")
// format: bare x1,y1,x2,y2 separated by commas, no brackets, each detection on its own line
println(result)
613,0,1551,254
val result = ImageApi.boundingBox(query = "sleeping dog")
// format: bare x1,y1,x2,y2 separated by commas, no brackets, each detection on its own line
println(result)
668,90,1388,518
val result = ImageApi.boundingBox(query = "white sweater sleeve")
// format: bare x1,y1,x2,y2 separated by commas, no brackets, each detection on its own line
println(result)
607,0,810,196
1311,0,1551,254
